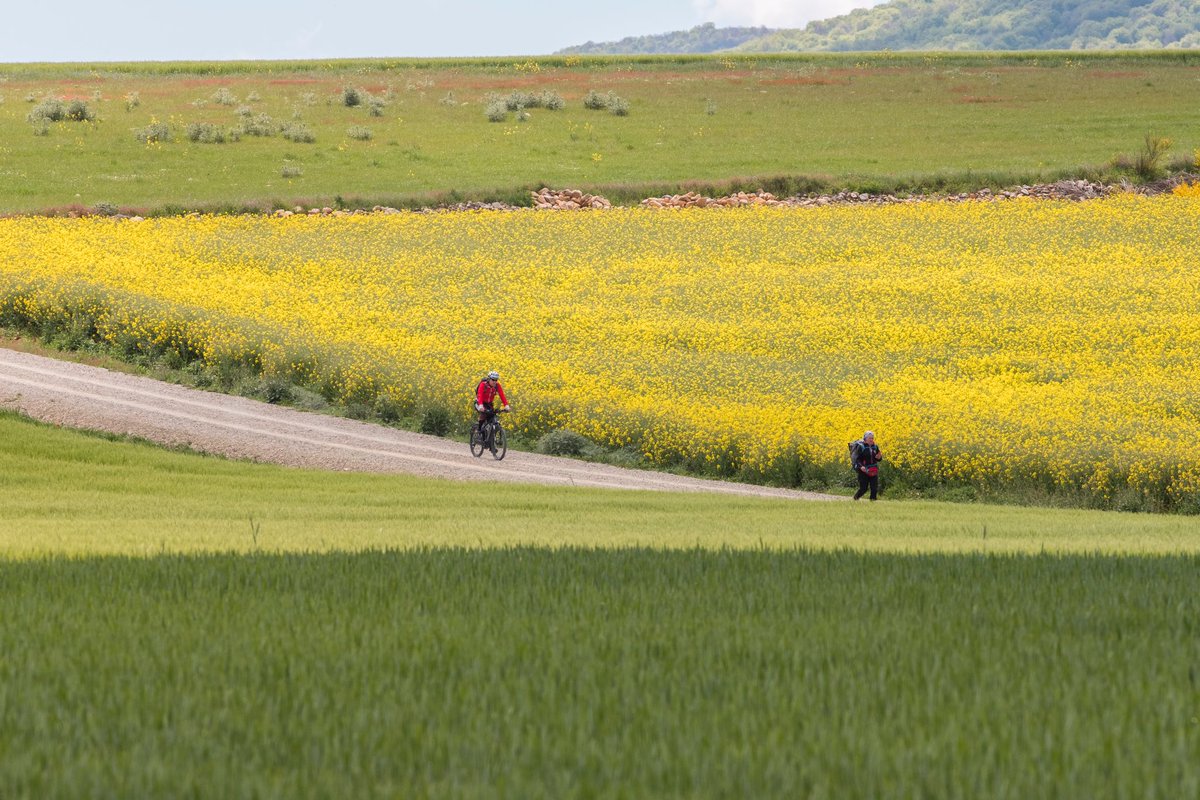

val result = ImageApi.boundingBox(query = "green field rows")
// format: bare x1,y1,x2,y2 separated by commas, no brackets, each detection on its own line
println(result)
1,548,1197,798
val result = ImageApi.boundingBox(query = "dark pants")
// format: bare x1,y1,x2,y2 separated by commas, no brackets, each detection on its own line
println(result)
854,470,879,501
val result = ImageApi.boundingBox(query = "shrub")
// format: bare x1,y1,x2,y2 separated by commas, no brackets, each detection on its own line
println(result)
186,122,228,143
536,428,595,457
439,92,458,107
342,86,362,107
485,101,507,122
346,125,372,141
582,90,608,110
27,96,65,124
280,164,303,178
281,122,315,143
65,100,96,122
1135,134,1172,179
91,202,120,217
124,92,140,112
583,91,629,115
246,91,261,103
134,121,170,144
367,96,387,117
238,113,277,137
419,406,452,436
540,91,565,111
211,88,238,106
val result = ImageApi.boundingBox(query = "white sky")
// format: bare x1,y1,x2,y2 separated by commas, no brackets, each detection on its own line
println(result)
0,1,886,62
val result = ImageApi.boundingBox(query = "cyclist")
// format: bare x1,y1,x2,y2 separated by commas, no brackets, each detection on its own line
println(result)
474,370,510,436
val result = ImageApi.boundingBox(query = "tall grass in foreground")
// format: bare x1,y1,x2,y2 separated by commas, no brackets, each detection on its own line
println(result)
0,548,1196,798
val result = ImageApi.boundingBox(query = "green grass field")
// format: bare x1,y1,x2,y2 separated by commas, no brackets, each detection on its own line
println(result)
3,410,1199,557
1,52,1198,214
2,548,1198,797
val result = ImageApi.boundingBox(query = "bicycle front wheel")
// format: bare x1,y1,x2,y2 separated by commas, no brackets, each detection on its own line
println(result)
491,427,507,460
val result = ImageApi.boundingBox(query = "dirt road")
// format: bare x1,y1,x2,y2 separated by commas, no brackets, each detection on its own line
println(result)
0,347,840,501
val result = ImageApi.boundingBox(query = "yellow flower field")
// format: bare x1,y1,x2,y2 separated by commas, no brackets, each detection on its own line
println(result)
2,195,1198,507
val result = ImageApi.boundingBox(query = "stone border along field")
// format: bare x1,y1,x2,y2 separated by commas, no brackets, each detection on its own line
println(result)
0,348,840,501
18,174,1198,220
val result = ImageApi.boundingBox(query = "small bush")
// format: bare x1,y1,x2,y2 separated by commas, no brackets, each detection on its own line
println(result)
186,122,228,143
65,100,96,122
1135,134,1172,179
342,86,362,107
262,378,293,405
439,91,458,107
280,122,315,143
124,92,140,112
238,113,277,137
485,101,507,122
246,91,261,103
91,202,120,217
367,96,387,117
134,121,170,144
27,96,65,123
346,125,372,141
583,90,629,116
280,164,303,178
537,431,592,455
419,406,452,436
211,88,238,106
540,91,565,111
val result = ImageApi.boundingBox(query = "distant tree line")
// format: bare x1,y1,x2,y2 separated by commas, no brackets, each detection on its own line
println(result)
555,22,771,55
558,0,1200,54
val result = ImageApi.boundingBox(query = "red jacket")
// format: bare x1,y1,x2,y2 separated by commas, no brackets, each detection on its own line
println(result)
477,380,508,407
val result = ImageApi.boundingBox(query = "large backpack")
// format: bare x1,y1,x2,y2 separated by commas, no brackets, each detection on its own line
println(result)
848,440,862,468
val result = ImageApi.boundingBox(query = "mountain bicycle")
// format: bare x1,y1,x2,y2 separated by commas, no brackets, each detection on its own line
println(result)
470,407,509,460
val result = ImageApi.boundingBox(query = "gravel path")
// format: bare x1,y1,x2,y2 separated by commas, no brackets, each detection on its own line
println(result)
0,348,841,501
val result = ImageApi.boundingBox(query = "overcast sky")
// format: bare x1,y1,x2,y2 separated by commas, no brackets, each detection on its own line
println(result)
0,0,886,63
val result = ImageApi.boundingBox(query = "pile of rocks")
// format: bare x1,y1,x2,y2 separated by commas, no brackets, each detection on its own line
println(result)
272,206,360,218
531,187,612,210
258,174,1198,219
641,191,787,209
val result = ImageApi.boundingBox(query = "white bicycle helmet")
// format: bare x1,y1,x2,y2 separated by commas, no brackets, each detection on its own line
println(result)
486,371,500,380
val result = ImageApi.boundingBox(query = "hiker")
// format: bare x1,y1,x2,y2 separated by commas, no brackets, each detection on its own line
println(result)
851,431,882,501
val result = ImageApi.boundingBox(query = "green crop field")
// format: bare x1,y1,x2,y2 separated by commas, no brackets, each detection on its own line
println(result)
1,52,1198,214
2,548,1198,798
2,413,1199,797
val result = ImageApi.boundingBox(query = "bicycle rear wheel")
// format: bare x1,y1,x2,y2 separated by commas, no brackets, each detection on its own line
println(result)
469,425,485,457
491,427,507,460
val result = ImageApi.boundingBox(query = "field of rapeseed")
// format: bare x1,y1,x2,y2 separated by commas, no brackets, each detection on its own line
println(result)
2,194,1198,509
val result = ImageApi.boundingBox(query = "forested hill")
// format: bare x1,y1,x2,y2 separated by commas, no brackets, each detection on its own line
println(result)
558,0,1200,54
740,0,1200,51
554,23,771,55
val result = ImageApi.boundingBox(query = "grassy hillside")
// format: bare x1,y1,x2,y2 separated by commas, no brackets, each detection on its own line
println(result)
0,53,1197,214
